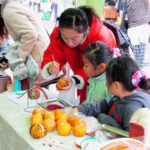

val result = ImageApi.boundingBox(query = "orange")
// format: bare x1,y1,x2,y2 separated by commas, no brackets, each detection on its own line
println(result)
72,118,86,127
73,125,86,137
57,122,72,136
68,115,79,126
40,108,47,119
32,108,41,115
56,119,67,127
56,78,67,90
55,112,68,121
31,118,43,126
54,109,66,116
45,112,55,121
31,114,43,121
30,114,43,126
43,119,56,132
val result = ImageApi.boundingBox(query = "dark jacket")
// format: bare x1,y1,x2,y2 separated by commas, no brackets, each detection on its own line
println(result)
77,91,150,131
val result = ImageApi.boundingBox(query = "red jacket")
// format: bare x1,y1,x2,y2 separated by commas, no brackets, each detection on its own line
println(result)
41,17,117,103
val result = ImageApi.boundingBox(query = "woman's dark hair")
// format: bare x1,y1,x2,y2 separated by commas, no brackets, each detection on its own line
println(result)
106,56,150,91
0,5,8,39
84,41,112,69
57,6,99,33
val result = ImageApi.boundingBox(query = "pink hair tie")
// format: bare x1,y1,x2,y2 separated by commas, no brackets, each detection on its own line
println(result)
132,71,147,87
112,48,121,58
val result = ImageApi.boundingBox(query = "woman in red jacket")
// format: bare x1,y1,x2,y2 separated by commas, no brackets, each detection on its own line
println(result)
41,6,117,104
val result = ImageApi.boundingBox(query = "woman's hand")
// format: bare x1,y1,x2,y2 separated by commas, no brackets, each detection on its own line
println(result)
48,61,60,74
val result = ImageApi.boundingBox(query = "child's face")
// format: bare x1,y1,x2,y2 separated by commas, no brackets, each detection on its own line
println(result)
83,55,101,78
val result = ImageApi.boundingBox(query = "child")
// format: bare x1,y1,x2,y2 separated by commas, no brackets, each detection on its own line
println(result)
83,41,113,103
71,56,150,131
58,41,119,104
60,41,121,104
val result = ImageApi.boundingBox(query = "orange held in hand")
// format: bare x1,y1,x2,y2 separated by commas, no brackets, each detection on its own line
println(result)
73,125,86,137
57,122,72,136
43,119,56,132
56,78,67,90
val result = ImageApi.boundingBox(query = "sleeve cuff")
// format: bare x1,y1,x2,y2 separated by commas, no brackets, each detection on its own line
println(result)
72,75,85,89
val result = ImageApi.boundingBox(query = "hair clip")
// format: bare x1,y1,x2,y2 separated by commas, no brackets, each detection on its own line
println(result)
132,70,147,87
112,48,121,58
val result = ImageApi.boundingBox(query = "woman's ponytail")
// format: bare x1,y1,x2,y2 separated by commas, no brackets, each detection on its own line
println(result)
78,6,99,27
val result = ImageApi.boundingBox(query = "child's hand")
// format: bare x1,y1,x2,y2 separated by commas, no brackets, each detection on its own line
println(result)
70,106,79,116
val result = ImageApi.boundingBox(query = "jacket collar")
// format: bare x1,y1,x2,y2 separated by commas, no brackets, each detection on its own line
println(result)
88,72,106,84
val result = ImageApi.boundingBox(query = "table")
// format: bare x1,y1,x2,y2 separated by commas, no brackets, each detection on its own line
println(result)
0,92,99,150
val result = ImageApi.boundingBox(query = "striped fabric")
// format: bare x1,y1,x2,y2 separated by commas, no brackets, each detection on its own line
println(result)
132,42,146,69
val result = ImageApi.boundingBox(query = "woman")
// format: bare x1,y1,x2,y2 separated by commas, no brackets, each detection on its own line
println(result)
41,6,117,103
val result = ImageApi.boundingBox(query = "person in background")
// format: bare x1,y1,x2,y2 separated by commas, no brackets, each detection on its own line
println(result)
120,0,150,70
0,8,9,55
71,56,150,131
0,5,9,71
41,6,117,104
0,0,50,89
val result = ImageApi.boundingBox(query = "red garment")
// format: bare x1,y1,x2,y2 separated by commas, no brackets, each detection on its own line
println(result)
41,17,117,104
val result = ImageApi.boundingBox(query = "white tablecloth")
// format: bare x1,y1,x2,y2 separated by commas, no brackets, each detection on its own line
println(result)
0,92,99,150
